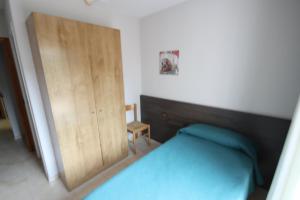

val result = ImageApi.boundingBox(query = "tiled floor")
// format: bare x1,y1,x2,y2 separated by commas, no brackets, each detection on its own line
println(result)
0,129,267,200
0,130,160,200
0,130,70,200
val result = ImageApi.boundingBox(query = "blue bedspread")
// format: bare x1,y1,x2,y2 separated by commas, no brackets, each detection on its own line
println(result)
84,124,263,200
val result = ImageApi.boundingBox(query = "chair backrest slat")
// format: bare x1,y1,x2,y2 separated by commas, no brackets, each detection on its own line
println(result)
125,104,137,121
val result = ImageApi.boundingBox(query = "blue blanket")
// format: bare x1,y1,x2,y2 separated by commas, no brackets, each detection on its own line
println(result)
84,124,263,200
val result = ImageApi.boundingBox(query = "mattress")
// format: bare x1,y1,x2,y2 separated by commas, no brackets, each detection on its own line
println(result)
84,124,263,200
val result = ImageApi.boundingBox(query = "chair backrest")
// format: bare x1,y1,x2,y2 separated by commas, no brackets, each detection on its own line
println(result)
0,95,8,119
125,104,137,121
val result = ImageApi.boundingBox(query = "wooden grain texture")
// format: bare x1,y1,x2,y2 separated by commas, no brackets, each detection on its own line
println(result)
88,24,128,166
140,95,291,189
27,12,127,190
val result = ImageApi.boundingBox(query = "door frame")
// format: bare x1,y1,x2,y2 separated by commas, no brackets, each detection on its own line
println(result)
0,37,35,152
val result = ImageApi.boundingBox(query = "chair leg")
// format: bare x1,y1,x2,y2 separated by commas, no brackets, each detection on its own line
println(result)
147,126,151,146
132,132,137,154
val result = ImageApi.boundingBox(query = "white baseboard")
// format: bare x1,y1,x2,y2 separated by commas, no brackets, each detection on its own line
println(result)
48,173,59,183
14,135,22,140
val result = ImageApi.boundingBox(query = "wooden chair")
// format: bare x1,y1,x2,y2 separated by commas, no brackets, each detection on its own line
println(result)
0,94,8,119
126,104,151,153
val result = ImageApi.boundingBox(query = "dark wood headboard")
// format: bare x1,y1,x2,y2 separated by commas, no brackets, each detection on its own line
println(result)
140,95,291,189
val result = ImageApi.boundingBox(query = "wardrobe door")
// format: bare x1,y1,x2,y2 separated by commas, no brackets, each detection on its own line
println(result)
27,13,104,189
88,25,128,166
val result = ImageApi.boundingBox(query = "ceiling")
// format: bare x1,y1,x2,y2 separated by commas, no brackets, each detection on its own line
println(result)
0,0,189,17
92,0,189,18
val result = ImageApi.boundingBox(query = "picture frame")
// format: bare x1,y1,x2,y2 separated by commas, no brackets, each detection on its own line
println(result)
159,50,179,75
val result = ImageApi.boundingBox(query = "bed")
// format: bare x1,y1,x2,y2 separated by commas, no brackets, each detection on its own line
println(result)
84,124,263,200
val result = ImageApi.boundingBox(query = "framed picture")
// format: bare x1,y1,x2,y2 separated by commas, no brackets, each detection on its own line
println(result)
159,50,179,75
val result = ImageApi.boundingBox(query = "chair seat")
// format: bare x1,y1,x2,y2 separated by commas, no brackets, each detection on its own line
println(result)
127,121,149,133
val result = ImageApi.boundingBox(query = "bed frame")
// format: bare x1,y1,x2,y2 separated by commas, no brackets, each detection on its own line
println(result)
140,95,291,189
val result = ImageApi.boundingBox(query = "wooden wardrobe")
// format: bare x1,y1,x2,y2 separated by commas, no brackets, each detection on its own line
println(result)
26,13,128,190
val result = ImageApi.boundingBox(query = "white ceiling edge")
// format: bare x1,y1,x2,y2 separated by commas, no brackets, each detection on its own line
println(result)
91,0,189,18
1,0,189,19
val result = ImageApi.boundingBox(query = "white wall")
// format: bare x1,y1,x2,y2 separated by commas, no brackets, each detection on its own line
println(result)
7,0,142,181
141,0,300,119
267,96,300,200
0,9,8,37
